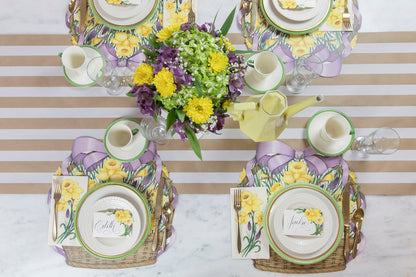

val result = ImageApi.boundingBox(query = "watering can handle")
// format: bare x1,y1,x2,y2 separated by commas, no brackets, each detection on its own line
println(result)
230,102,258,111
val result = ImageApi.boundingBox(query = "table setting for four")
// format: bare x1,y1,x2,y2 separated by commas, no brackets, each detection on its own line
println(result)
47,0,402,273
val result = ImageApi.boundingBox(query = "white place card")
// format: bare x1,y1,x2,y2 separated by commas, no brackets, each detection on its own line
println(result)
283,208,324,237
93,211,128,238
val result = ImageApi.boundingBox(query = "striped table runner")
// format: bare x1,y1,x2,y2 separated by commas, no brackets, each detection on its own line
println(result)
0,32,415,195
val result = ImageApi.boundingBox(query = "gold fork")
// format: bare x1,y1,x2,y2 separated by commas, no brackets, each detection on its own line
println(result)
233,189,242,253
342,6,351,29
52,182,62,242
188,0,195,23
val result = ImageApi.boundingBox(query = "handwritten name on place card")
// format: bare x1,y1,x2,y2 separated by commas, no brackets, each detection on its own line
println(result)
283,209,324,237
93,210,133,238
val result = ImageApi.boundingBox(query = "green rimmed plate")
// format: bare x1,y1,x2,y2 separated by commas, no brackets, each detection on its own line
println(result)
75,182,151,260
260,0,333,35
264,183,343,265
89,0,158,31
243,51,285,94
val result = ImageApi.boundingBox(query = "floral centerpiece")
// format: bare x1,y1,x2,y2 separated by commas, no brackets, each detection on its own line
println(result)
127,9,246,159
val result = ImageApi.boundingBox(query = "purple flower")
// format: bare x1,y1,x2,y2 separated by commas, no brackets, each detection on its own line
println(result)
180,22,193,32
65,209,70,218
132,84,157,116
255,229,262,240
152,45,179,72
205,111,228,133
248,221,252,231
172,120,187,140
171,67,193,88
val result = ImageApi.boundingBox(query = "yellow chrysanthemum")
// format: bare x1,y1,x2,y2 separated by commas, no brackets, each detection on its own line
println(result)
153,68,177,97
133,63,154,85
239,168,246,183
237,210,250,224
289,161,308,173
270,182,284,195
208,51,228,73
167,11,188,25
134,22,154,38
222,99,232,110
242,192,264,213
156,24,181,41
326,8,343,29
165,0,176,12
183,96,214,124
254,212,264,226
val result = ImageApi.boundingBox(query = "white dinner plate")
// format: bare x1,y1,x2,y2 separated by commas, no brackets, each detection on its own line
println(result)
89,0,157,30
272,0,321,22
261,0,332,34
75,182,150,260
264,183,343,265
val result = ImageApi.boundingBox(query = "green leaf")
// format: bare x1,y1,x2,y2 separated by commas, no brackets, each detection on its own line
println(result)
233,49,258,55
220,7,237,36
126,91,135,97
185,124,202,160
176,109,186,122
166,109,177,132
194,78,204,97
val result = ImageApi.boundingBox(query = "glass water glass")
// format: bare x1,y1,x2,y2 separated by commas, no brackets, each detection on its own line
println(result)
140,116,169,145
285,55,323,94
352,127,400,154
86,56,126,95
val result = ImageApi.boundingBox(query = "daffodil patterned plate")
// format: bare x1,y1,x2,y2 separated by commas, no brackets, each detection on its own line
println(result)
264,183,343,265
89,0,158,30
75,182,151,260
260,0,333,34
272,0,323,22
63,45,104,87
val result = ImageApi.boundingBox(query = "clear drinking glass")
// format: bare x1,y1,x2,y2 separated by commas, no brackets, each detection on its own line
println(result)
140,116,169,145
86,56,127,95
352,127,400,154
285,55,323,94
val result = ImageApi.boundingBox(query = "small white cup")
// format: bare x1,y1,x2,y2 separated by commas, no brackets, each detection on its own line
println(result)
61,46,89,71
248,51,279,82
107,124,138,150
320,115,351,143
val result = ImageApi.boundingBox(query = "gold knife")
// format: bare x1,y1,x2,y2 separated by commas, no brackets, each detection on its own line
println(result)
79,0,87,33
250,0,258,35
342,179,351,262
152,177,165,251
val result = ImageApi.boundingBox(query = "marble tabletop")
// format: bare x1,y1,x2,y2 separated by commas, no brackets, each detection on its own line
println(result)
0,0,416,276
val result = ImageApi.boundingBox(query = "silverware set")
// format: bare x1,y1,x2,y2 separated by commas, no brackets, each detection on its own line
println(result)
233,189,242,253
188,0,195,23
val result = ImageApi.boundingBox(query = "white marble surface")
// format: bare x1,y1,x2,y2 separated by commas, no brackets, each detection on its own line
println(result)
1,0,416,276
0,194,415,277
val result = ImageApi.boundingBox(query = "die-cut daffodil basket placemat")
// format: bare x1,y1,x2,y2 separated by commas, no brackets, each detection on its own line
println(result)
238,140,366,273
48,136,178,269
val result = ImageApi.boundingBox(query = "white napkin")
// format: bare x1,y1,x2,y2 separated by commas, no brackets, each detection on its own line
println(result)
48,176,88,247
279,0,316,9
230,187,270,259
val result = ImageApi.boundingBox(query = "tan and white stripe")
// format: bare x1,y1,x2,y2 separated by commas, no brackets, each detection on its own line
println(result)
0,32,415,195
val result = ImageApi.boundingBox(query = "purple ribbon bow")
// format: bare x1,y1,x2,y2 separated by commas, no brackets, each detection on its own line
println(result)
245,140,349,187
98,44,146,71
61,136,162,183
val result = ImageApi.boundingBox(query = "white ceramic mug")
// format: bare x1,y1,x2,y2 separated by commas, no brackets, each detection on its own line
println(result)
320,115,351,143
107,124,138,150
61,46,89,71
247,51,279,82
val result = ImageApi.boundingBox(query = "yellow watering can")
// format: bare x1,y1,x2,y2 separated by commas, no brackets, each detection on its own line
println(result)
227,90,324,142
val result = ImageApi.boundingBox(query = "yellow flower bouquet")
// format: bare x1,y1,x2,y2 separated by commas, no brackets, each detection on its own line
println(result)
127,8,246,159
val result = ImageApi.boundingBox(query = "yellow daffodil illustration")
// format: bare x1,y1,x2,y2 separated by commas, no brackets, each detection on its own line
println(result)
96,158,128,182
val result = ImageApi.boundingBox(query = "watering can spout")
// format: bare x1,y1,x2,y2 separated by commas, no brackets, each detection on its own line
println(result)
283,95,324,120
